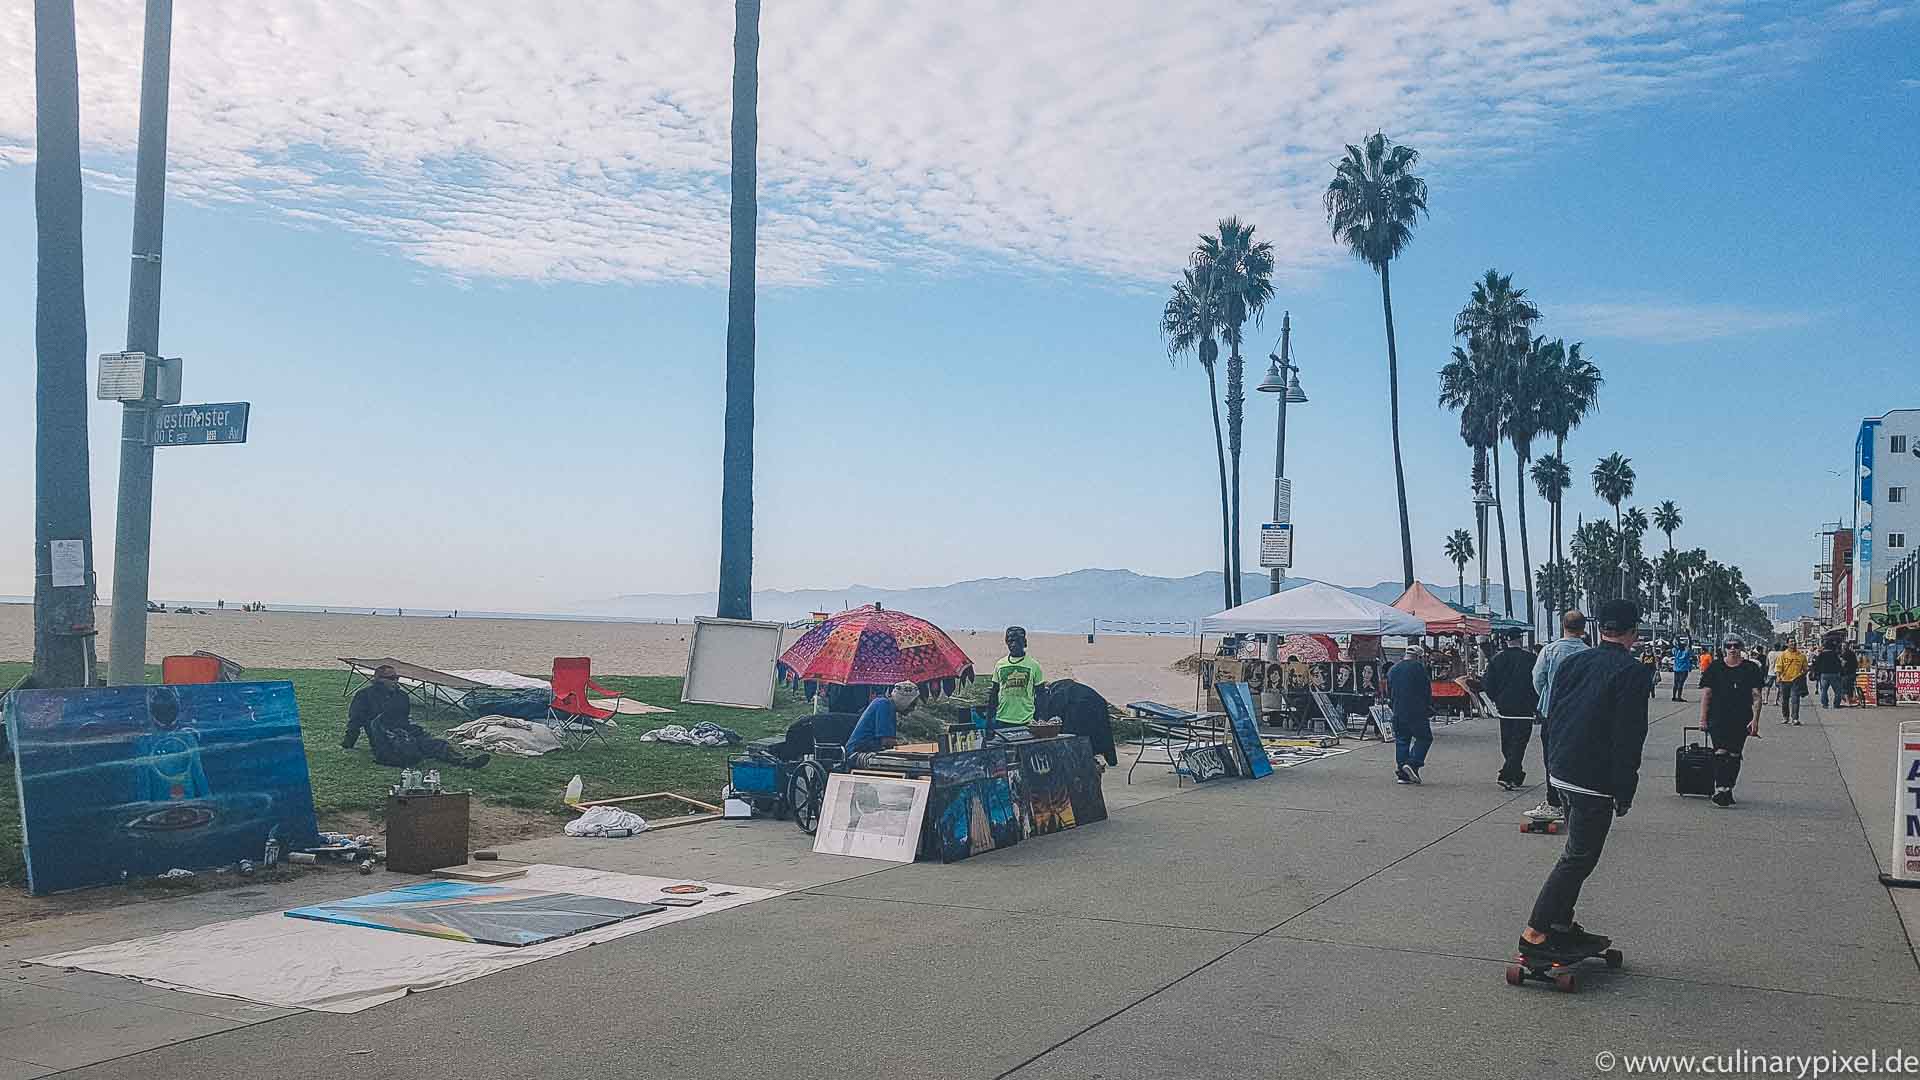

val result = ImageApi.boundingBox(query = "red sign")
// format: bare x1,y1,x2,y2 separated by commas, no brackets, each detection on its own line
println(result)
1898,667,1920,706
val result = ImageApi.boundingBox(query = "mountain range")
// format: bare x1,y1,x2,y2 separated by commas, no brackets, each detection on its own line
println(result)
607,569,1453,634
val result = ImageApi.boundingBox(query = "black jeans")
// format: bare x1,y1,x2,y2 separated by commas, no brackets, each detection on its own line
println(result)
1527,792,1615,931
1498,714,1532,784
1538,720,1561,807
1710,722,1749,791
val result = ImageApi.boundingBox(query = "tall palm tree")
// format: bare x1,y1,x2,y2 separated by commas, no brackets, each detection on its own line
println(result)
1198,218,1275,606
1653,500,1682,553
32,0,100,688
716,0,761,620
1444,529,1475,606
1535,340,1600,579
1326,132,1428,590
1621,505,1650,605
1162,267,1234,609
1530,453,1571,619
1591,453,1636,599
1439,336,1502,607
1506,336,1557,632
1453,271,1540,616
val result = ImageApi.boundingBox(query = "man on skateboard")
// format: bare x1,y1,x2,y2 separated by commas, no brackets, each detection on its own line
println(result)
1699,636,1764,806
1524,609,1590,826
1516,600,1651,964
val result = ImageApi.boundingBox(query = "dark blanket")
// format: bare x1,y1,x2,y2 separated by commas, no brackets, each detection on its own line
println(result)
1037,679,1119,765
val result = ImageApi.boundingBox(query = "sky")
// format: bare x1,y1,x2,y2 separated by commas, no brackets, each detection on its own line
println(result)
1,0,1917,613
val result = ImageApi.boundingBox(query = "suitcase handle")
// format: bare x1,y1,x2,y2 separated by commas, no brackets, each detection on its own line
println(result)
1681,724,1707,748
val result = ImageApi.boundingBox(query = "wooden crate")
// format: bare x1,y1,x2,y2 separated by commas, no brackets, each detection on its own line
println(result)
385,792,470,874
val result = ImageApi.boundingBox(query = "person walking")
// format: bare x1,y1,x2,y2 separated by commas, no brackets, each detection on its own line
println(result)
1387,644,1434,784
1515,600,1651,962
1842,643,1861,706
1813,640,1845,708
1485,630,1540,791
1762,643,1781,706
1525,609,1591,825
1699,636,1764,807
1775,640,1808,724
1670,642,1696,702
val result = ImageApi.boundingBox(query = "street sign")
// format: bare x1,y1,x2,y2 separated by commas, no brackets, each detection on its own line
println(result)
152,402,250,446
1884,720,1920,886
1275,477,1292,523
1260,522,1293,569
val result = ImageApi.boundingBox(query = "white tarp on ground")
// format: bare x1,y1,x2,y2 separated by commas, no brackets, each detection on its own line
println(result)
445,716,567,756
27,866,780,1014
1200,581,1427,636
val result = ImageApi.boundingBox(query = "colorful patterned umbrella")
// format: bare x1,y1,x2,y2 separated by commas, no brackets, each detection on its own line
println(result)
777,604,975,698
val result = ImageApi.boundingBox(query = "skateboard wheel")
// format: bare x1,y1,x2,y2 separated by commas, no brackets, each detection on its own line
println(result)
1505,963,1524,986
1553,971,1577,992
1519,822,1531,833
1546,822,1560,835
1604,949,1623,969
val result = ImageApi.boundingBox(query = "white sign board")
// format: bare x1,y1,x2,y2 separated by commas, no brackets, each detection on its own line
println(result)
49,539,85,587
1274,478,1292,524
682,616,786,709
1260,522,1293,569
1887,721,1920,885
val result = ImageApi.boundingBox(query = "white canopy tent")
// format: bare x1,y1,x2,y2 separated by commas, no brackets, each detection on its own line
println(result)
1201,581,1426,637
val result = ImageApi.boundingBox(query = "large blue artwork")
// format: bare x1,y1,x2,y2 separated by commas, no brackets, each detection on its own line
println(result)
288,882,661,947
1215,681,1274,779
928,748,1021,862
6,681,321,894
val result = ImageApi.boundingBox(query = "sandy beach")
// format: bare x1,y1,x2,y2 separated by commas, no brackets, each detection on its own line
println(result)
0,604,1201,707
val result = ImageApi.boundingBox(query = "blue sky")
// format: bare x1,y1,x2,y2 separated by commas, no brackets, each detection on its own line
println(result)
1,1,1916,612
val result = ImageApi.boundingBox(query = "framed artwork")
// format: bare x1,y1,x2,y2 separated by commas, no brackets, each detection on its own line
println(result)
1014,737,1108,836
812,774,931,863
1332,662,1356,693
1309,662,1332,692
682,617,785,709
287,883,660,947
1357,660,1381,696
1215,682,1274,780
1178,744,1238,783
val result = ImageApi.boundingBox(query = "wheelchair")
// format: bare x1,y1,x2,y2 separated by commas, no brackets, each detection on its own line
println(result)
753,713,857,836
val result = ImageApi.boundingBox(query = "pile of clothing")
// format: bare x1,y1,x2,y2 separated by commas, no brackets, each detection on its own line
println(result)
446,716,567,756
564,806,648,837
638,722,742,748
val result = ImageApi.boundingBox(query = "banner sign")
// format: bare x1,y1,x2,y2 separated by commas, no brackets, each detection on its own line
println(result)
1887,721,1920,886
1260,522,1293,569
1899,668,1920,706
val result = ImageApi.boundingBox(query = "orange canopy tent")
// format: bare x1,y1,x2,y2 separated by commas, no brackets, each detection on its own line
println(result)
1391,583,1492,638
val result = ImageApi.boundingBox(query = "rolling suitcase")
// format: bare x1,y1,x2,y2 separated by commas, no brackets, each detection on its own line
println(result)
1675,725,1713,797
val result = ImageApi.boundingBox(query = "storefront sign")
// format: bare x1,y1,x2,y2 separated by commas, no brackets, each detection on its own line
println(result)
1887,721,1920,886
1899,667,1920,706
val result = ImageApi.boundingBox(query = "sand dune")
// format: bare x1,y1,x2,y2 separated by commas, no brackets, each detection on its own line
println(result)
0,604,1201,706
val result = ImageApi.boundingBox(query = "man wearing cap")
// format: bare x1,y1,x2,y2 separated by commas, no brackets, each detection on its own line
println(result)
844,681,921,760
343,665,490,769
1484,629,1541,791
1698,637,1764,806
1386,644,1434,784
1515,599,1651,962
1525,609,1590,824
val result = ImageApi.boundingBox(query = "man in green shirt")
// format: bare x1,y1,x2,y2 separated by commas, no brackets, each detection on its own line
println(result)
987,625,1044,725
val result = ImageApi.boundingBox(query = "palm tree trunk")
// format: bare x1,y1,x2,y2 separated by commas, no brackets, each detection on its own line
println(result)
716,0,760,620
1613,504,1624,600
1493,430,1512,616
1379,262,1415,590
32,0,100,689
1205,364,1233,610
1458,566,1466,606
1226,340,1244,607
1515,446,1535,636
1553,434,1566,582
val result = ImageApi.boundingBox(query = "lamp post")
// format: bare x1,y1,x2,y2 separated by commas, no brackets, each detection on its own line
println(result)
1473,478,1497,614
1257,312,1306,597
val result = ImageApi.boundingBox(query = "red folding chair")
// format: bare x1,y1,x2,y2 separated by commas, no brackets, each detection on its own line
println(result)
161,655,223,685
545,657,623,750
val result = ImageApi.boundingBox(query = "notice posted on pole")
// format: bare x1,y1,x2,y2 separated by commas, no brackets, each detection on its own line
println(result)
1260,522,1293,569
49,539,85,587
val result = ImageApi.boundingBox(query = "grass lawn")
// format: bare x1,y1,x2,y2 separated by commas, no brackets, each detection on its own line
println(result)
0,662,820,890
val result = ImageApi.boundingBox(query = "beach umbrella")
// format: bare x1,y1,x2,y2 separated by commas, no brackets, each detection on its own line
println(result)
777,604,975,698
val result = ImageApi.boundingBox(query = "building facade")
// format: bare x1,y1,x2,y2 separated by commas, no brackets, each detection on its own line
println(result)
1854,411,1920,639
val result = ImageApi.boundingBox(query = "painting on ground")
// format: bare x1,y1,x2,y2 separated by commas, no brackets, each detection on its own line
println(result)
812,773,931,863
1015,737,1109,836
286,882,662,947
1215,682,1274,779
928,748,1020,862
6,681,321,894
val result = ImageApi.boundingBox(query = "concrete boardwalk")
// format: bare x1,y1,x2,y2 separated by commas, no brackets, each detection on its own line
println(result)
6,692,1918,1078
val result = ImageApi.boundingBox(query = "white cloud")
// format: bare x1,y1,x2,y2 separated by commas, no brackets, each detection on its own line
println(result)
0,0,1905,285
1555,300,1815,344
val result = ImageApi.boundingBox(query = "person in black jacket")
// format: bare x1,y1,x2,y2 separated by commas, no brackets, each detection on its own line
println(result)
344,666,490,769
1813,643,1845,707
1036,679,1120,766
1484,630,1542,791
1516,599,1651,960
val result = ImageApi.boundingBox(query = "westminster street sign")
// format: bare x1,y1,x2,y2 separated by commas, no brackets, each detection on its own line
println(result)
151,402,250,447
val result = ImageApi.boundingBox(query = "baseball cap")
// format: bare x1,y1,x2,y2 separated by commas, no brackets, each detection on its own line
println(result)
1595,599,1640,632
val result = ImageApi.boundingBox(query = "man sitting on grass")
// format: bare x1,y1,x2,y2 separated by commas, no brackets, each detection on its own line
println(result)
343,665,490,769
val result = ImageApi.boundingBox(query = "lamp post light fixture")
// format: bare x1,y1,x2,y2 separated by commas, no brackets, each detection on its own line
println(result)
1472,478,1497,615
1257,312,1306,598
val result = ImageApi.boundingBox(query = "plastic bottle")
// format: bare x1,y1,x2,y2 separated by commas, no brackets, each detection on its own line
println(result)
263,838,281,868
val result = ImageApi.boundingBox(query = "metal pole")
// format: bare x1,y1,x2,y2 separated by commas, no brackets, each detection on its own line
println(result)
106,0,172,686
1476,502,1490,610
1268,313,1292,597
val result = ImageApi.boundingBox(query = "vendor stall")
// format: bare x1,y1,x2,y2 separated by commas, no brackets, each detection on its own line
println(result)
1201,583,1425,734
1391,584,1492,717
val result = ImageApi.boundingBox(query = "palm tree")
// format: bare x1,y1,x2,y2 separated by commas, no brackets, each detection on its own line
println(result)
1326,132,1428,590
1591,453,1636,599
716,0,761,620
1506,336,1557,632
1530,453,1571,618
1198,218,1275,606
1439,336,1502,608
1621,505,1651,606
1444,529,1475,606
32,0,100,688
1535,340,1600,579
1162,267,1234,609
1453,271,1541,615
1653,500,1682,553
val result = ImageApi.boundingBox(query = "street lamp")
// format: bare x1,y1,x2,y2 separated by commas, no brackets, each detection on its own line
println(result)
1473,478,1497,615
1257,312,1306,598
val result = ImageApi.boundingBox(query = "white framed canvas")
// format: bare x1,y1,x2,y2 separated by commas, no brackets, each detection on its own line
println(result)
811,774,931,863
681,616,786,709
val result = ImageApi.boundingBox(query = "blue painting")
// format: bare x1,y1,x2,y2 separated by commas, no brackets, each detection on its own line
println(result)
288,882,660,947
1215,681,1273,779
6,681,321,894
927,748,1021,862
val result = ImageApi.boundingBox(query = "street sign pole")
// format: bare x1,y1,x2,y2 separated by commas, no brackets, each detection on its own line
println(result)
106,0,173,686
